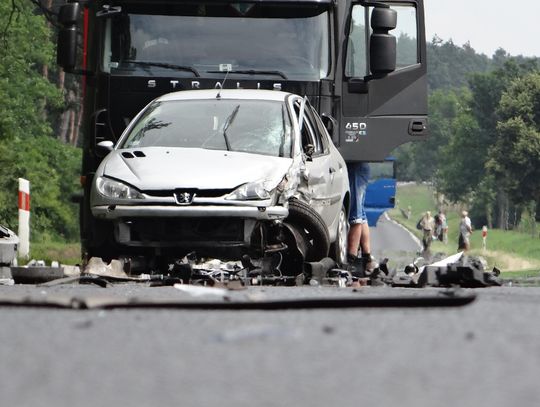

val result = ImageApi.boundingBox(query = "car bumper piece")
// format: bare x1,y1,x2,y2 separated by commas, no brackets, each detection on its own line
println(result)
92,204,288,220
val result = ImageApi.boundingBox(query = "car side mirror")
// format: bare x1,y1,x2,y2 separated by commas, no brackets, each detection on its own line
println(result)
370,7,397,75
96,140,114,157
57,3,80,72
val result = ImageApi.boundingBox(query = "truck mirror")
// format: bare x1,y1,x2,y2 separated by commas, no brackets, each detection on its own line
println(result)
369,7,397,75
57,27,78,71
58,2,80,25
57,3,81,72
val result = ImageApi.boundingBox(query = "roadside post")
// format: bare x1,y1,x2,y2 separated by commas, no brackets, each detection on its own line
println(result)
18,178,30,259
482,226,488,251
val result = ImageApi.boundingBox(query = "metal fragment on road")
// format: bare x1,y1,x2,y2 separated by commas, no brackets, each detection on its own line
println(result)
173,284,229,298
11,264,65,284
0,292,477,310
84,257,128,278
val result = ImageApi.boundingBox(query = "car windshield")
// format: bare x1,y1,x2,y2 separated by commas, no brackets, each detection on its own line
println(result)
103,2,330,80
120,99,292,157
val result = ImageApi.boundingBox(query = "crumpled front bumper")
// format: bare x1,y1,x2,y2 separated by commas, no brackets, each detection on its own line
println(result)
91,204,289,221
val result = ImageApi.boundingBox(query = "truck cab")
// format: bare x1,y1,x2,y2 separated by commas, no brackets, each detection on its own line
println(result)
56,0,428,256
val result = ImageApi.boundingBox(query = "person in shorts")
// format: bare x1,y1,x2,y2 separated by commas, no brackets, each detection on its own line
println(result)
346,162,376,276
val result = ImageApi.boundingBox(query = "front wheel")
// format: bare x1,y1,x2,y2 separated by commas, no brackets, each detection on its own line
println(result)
330,205,348,267
286,198,330,262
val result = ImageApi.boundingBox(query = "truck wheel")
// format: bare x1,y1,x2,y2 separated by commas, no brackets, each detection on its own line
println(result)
84,219,119,262
330,205,348,267
286,198,330,262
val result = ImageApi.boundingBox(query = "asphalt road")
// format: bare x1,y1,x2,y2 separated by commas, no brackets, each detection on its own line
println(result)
370,212,423,270
0,284,539,407
1,217,539,407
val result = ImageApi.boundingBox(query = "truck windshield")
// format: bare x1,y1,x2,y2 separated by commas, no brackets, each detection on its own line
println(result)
120,99,292,158
104,2,330,81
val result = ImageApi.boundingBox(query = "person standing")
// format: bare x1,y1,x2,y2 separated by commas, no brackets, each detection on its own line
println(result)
346,162,376,276
419,211,435,251
435,210,448,244
458,210,473,251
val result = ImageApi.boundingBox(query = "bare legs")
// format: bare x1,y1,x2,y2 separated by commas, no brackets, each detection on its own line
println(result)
347,222,370,257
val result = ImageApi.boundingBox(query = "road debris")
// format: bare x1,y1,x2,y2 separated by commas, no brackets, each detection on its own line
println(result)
5,250,501,292
11,260,65,284
0,225,18,285
173,284,229,298
389,253,503,288
0,290,476,310
84,257,127,278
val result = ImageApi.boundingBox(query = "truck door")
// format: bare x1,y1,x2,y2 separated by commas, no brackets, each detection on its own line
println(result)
339,0,428,162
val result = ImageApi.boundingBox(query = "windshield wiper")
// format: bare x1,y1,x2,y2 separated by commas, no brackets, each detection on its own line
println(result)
123,60,200,77
207,69,288,80
222,105,240,151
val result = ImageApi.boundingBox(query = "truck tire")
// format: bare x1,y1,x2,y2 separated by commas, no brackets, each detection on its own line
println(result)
286,198,330,262
330,204,348,267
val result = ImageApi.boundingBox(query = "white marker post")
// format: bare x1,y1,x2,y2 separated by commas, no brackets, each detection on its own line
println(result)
482,226,488,251
18,178,30,259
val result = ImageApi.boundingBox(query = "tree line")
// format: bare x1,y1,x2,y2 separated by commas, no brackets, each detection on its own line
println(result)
0,2,538,241
0,0,80,241
396,38,540,235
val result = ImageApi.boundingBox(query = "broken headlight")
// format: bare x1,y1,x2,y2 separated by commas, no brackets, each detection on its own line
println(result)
226,181,273,201
96,177,144,200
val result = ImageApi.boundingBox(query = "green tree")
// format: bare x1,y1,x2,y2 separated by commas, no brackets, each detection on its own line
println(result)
427,37,492,91
0,137,81,241
487,72,540,233
0,0,62,141
0,1,81,242
431,60,540,228
395,88,468,182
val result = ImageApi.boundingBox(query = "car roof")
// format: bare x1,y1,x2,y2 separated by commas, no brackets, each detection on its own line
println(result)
158,89,293,103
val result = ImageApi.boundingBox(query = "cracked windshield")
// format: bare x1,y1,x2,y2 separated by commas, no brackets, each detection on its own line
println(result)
121,99,292,157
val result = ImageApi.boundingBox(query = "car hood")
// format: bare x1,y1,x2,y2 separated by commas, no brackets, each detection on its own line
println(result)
101,147,293,190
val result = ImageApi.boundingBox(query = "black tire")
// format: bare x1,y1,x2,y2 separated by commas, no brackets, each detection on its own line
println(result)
84,218,120,262
330,205,348,267
286,198,330,262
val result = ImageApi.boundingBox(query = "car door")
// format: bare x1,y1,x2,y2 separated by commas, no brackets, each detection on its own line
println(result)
294,99,342,227
311,104,346,226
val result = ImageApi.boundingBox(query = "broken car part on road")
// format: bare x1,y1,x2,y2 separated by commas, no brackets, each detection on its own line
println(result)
0,225,18,284
10,251,501,294
0,290,476,310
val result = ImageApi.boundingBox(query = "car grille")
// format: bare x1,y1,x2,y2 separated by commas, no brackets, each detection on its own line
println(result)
125,217,244,243
142,189,233,198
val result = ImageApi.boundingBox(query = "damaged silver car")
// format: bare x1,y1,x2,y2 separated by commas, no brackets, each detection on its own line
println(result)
91,89,350,273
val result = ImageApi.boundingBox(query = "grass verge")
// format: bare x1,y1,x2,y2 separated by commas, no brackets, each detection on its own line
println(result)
18,240,81,265
389,183,540,273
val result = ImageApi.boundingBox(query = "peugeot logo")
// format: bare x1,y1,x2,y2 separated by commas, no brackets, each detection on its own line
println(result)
174,191,195,205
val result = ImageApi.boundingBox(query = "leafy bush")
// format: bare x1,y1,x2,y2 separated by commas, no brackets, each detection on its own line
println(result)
0,137,81,242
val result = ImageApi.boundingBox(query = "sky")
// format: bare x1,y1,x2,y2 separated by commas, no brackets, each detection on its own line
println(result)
424,0,540,57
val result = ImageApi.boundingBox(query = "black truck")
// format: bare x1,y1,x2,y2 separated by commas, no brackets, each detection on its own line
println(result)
57,0,428,259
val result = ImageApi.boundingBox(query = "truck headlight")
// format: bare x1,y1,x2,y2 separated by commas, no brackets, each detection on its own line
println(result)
96,177,144,200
